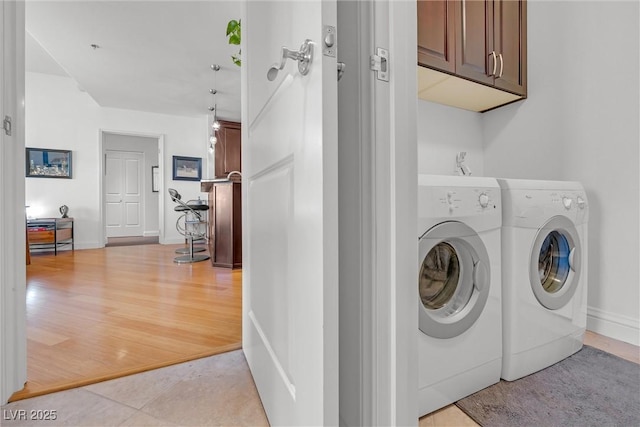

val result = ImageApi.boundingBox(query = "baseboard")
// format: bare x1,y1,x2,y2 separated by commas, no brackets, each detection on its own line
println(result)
587,306,639,346
72,241,103,250
162,237,187,245
143,231,160,237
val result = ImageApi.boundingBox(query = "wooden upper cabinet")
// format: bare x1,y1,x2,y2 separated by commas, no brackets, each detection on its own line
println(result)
418,0,527,101
493,0,527,95
417,0,455,73
214,120,241,177
455,0,495,86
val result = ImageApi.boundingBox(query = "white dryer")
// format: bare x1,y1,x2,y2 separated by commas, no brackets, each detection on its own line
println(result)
498,178,589,381
418,175,502,417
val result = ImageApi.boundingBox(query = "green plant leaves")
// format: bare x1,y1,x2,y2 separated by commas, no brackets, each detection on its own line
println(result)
226,19,238,36
226,19,242,67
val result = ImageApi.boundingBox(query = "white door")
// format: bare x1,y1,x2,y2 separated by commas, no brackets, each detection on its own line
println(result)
105,150,144,237
0,0,27,404
242,1,339,425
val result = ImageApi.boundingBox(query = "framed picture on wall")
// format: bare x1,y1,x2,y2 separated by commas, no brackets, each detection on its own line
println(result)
26,147,72,178
172,156,202,181
151,166,159,192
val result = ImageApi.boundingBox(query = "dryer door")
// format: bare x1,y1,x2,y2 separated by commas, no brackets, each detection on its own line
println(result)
418,221,491,339
529,215,582,310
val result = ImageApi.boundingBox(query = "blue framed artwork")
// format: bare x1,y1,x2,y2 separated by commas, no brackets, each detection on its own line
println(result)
172,156,202,181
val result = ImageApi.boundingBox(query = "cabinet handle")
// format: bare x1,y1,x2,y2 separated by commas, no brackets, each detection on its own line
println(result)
498,53,504,78
489,51,497,76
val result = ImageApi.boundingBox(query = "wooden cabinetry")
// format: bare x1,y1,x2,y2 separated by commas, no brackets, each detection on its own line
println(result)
455,0,527,95
214,120,241,177
417,0,527,111
203,181,242,269
27,217,74,255
417,0,455,73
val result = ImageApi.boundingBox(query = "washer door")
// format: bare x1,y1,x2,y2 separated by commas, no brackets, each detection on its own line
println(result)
529,215,582,310
418,221,490,339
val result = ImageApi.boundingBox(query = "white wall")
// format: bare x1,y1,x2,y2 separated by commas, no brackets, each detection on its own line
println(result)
483,1,640,345
25,72,209,248
103,133,160,236
417,100,484,176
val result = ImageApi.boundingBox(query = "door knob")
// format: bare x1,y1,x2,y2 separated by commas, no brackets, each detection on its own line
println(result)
267,39,314,81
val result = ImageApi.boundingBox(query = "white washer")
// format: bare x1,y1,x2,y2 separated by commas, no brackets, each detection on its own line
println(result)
418,175,502,417
498,178,589,381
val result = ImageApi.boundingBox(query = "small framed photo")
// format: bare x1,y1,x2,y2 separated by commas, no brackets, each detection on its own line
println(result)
26,147,72,178
151,166,159,192
172,156,202,181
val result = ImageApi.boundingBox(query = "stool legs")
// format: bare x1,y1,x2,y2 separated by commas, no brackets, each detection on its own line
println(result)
174,214,209,264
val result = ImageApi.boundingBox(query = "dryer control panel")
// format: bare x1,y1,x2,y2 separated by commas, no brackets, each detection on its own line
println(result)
502,189,589,227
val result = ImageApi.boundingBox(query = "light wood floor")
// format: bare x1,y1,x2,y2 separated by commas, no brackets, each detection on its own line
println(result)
10,244,242,402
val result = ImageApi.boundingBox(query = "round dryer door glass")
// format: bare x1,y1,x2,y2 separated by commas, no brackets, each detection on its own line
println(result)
420,242,467,311
529,215,582,310
538,230,571,293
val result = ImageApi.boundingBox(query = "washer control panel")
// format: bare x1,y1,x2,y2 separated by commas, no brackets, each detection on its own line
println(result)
428,187,500,217
418,176,502,232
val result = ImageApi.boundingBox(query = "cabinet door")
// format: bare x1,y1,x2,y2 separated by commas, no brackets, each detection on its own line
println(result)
214,120,241,177
455,0,495,86
417,0,455,73
493,0,527,95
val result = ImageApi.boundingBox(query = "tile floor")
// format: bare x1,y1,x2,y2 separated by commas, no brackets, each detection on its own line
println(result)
1,350,268,426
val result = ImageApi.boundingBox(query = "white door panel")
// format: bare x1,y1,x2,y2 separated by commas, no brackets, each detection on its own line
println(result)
242,1,338,425
105,150,144,237
105,203,120,227
125,202,140,226
125,159,140,194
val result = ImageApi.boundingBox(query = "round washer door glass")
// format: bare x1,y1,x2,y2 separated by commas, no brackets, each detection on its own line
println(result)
418,222,490,339
529,216,582,310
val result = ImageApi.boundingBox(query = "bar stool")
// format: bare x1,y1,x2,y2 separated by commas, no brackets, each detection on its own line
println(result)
168,188,210,264
175,196,208,255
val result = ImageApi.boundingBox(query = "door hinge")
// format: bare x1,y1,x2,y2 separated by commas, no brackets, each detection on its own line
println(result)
370,48,389,82
3,116,12,136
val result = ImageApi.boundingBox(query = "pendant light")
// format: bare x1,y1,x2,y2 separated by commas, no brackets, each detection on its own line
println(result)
209,64,221,154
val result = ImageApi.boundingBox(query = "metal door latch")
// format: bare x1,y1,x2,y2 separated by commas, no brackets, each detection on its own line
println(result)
323,25,336,58
370,48,389,82
3,116,11,136
337,62,346,81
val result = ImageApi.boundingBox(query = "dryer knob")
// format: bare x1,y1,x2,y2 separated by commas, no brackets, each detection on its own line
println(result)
478,193,490,208
562,197,573,210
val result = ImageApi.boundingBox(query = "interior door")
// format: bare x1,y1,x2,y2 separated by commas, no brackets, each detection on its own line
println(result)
0,0,27,404
242,1,339,425
105,150,144,237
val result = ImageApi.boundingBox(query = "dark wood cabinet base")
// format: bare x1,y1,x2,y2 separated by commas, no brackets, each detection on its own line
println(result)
205,181,242,269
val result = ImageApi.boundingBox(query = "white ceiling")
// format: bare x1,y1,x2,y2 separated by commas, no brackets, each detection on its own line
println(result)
25,1,242,120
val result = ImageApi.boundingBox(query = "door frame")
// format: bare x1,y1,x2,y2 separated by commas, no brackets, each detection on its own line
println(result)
98,129,165,246
337,0,417,425
370,0,417,424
